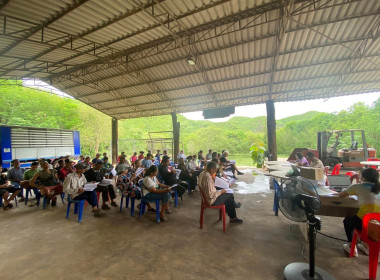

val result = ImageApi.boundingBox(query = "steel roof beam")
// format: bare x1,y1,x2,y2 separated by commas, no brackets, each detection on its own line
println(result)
64,35,372,99
0,0,169,77
88,68,380,110
52,8,377,89
108,79,380,118
22,0,232,78
0,0,91,57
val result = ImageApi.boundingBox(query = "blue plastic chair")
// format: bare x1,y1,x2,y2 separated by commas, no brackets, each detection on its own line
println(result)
273,178,280,216
66,195,85,223
138,197,161,223
120,194,135,216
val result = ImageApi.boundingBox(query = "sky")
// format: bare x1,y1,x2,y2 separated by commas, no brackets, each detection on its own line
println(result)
181,92,380,122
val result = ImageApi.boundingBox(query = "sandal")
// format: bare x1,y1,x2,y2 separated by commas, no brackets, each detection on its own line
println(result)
160,216,168,222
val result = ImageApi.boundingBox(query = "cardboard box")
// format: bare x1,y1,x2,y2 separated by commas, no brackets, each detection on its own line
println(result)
299,167,324,180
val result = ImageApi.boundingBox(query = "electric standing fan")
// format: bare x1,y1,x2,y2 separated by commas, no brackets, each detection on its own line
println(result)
279,177,336,280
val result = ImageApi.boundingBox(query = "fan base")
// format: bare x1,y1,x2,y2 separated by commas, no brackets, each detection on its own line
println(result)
284,263,336,280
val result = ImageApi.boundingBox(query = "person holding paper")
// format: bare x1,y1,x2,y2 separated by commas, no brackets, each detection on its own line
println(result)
0,164,21,210
143,165,171,222
177,158,197,191
337,168,380,257
220,151,243,176
63,163,105,217
158,156,187,197
199,161,243,224
30,161,63,207
84,161,117,210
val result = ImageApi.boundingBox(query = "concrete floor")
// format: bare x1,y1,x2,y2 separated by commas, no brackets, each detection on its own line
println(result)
0,171,374,280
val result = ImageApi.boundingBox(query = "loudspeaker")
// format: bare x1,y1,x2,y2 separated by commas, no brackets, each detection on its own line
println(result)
203,107,235,119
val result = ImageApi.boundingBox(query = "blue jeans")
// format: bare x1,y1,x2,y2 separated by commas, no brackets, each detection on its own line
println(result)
73,191,98,208
145,192,170,204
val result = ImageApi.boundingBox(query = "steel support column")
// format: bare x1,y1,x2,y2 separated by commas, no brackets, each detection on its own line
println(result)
112,118,118,164
171,112,180,164
266,100,277,161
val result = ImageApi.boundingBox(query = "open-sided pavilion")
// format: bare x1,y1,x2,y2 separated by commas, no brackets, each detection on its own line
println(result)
1,0,380,162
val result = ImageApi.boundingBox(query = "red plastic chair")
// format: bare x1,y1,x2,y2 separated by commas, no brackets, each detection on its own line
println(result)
199,188,226,232
331,163,342,175
345,171,360,184
350,213,380,280
367,158,380,170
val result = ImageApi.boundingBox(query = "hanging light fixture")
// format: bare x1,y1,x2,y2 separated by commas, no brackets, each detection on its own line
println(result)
186,57,195,65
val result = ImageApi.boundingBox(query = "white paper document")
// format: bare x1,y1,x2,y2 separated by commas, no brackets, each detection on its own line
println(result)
224,171,234,177
175,169,181,179
225,189,234,193
110,168,117,176
215,176,230,189
169,184,178,189
100,179,112,185
83,183,97,191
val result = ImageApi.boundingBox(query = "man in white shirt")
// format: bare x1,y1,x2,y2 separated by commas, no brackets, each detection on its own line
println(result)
177,150,187,160
63,163,105,217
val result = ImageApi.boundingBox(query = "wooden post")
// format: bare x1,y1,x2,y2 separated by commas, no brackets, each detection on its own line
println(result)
171,112,180,163
266,100,277,161
111,118,118,164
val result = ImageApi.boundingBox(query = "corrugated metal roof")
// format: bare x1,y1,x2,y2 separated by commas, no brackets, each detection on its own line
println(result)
0,0,379,119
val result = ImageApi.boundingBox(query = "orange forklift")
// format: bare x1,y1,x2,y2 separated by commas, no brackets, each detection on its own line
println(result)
288,129,376,168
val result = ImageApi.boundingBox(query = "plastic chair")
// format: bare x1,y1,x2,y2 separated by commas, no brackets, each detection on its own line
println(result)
273,178,280,216
350,213,380,280
345,171,360,184
331,163,342,175
138,197,160,223
66,195,85,223
199,187,226,232
119,194,135,216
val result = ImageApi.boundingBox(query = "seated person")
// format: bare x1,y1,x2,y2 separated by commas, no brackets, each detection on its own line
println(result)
198,150,207,166
83,156,92,170
177,150,187,160
102,153,108,161
29,161,63,206
295,152,309,167
92,153,102,165
102,157,114,176
84,161,117,210
199,161,242,224
7,159,26,202
138,151,145,160
54,159,65,173
130,152,137,164
155,150,162,161
115,156,130,174
206,149,213,161
338,168,380,257
220,151,243,177
117,169,142,201
22,161,41,206
142,153,153,169
143,165,171,222
0,164,21,210
77,155,84,163
63,163,104,217
58,158,74,182
158,156,187,197
306,152,324,168
177,158,197,191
